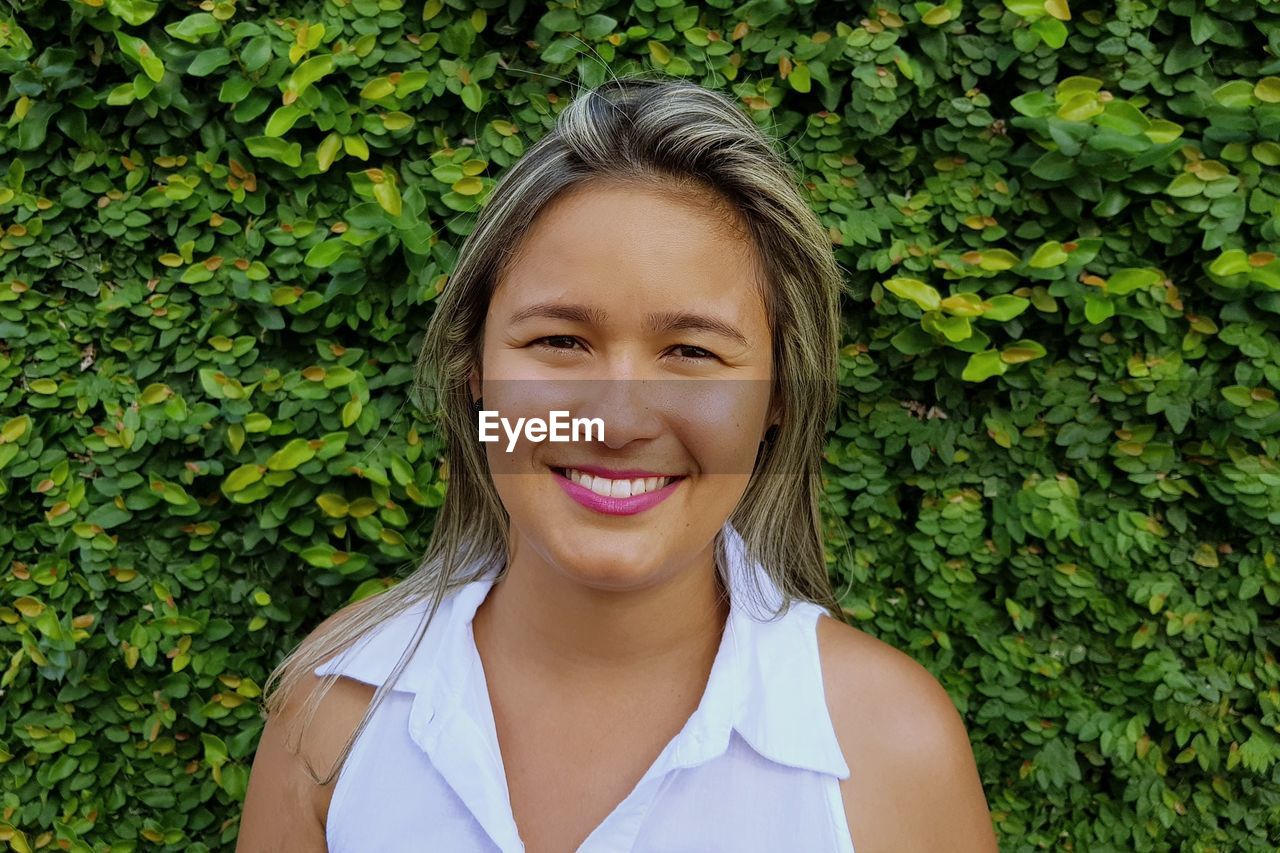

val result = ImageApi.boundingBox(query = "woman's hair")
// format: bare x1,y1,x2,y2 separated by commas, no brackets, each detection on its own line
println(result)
260,72,846,786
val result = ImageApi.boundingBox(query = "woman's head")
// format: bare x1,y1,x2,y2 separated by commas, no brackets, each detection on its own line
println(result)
264,74,847,790
415,74,844,612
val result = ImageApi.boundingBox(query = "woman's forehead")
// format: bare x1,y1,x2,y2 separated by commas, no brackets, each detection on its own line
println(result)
491,184,768,332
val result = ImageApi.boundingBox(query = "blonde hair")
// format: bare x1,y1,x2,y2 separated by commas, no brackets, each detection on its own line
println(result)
259,72,846,787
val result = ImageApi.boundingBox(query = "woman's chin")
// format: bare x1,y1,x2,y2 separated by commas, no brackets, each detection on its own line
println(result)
541,538,675,592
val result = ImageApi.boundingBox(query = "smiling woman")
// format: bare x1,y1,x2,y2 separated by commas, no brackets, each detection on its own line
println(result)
238,75,999,853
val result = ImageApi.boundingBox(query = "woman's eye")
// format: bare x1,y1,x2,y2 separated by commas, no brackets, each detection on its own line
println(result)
529,338,716,362
532,335,584,353
669,345,716,361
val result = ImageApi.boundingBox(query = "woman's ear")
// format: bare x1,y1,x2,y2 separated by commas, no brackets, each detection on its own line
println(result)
468,367,481,406
765,399,782,442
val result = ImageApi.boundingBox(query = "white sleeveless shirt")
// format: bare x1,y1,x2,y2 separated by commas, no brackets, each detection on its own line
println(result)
314,524,857,852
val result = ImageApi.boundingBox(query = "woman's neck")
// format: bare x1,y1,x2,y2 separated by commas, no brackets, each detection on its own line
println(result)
471,538,731,689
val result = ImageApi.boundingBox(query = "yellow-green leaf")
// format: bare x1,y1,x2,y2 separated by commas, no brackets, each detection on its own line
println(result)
373,180,402,216
317,133,342,171
226,422,245,454
223,463,264,493
939,292,986,316
139,383,171,406
452,176,483,196
788,62,811,93
342,398,362,427
316,493,349,517
1254,77,1280,104
974,249,1020,271
381,111,414,131
999,339,1047,363
343,135,370,160
360,77,396,100
883,277,941,311
1029,241,1069,268
2,415,32,443
266,438,316,471
921,5,952,25
1043,0,1070,21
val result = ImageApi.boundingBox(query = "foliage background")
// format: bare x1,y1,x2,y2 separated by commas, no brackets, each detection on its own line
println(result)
2,0,1280,849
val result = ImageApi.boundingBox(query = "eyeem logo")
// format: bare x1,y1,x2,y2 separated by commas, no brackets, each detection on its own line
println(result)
479,410,605,452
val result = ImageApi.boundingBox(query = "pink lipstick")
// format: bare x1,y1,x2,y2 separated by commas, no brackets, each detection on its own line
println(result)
551,467,683,516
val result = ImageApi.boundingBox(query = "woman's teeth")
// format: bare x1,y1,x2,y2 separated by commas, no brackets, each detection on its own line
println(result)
562,468,674,498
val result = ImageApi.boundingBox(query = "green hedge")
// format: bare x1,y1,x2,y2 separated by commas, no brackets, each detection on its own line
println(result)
2,0,1279,849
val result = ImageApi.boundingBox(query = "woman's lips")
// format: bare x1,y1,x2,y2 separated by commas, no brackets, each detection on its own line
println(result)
551,467,684,516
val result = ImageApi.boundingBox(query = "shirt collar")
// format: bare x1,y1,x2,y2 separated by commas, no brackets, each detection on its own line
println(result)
379,522,849,781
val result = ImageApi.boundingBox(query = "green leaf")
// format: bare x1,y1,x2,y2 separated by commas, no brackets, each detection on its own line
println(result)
983,295,1031,322
1209,250,1250,277
788,62,811,93
107,0,159,25
1106,268,1163,295
962,350,1008,382
540,8,581,30
285,55,334,97
1221,386,1255,407
219,75,253,104
264,105,305,137
889,324,937,355
188,47,231,77
1010,91,1053,117
304,239,349,268
929,313,973,342
245,136,303,167
114,32,165,83
1032,17,1068,50
1212,80,1256,109
1084,294,1114,323
461,82,483,112
1165,173,1203,198
166,12,221,43
241,35,274,72
583,15,618,39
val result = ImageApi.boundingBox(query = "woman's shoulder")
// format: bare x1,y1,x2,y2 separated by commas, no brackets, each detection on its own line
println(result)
242,596,389,846
814,615,998,852
311,590,454,688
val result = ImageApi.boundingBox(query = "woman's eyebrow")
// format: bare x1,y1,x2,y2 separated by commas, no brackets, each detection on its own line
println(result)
644,310,750,348
508,302,750,348
507,301,607,327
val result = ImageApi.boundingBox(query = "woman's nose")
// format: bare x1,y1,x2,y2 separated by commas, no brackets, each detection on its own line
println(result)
579,375,667,449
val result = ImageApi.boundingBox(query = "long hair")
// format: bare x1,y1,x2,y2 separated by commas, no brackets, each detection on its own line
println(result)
258,72,846,787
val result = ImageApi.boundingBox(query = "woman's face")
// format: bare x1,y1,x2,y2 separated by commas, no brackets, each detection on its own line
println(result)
471,182,776,592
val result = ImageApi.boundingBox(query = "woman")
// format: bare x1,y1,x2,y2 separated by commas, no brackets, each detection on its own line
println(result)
239,76,998,852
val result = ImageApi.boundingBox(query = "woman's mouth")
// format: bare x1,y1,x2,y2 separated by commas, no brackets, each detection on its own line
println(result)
550,466,685,515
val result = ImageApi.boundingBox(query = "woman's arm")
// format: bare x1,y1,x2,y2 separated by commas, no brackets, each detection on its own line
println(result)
238,602,378,852
817,616,1000,853
237,677,331,851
